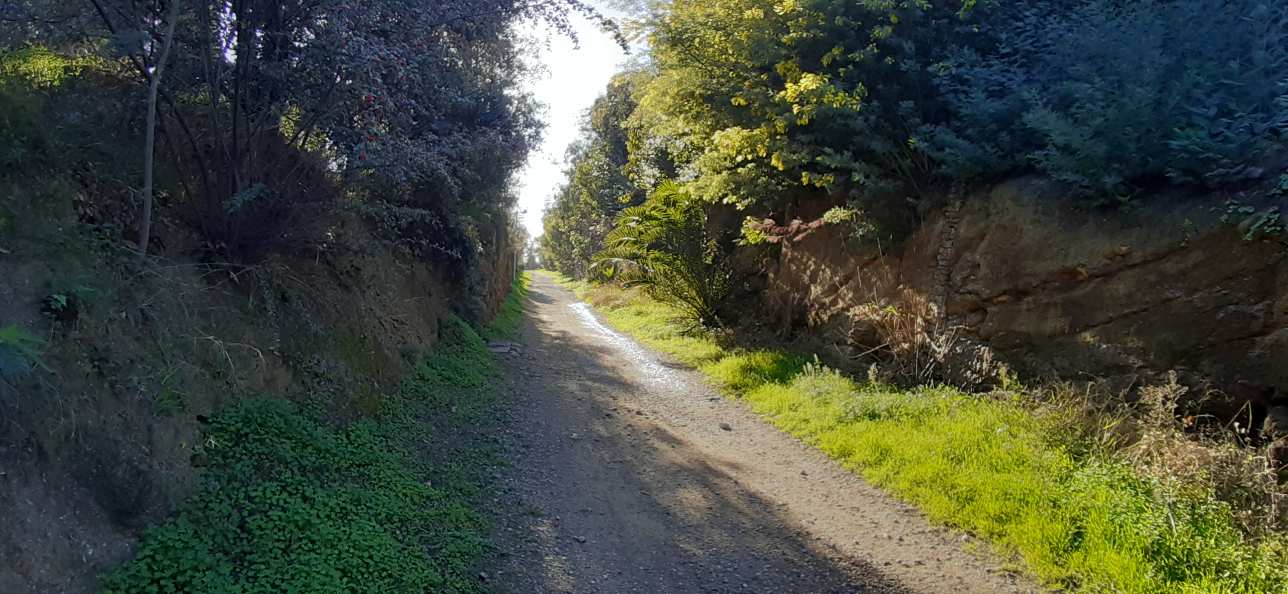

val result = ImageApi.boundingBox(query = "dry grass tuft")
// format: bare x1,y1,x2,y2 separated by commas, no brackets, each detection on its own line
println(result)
586,283,646,310
839,286,1002,389
1125,373,1287,535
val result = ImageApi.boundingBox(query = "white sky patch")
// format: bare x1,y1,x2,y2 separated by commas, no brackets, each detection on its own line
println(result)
515,9,635,239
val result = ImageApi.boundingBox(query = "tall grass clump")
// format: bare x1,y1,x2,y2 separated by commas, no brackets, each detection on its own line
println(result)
569,278,1288,594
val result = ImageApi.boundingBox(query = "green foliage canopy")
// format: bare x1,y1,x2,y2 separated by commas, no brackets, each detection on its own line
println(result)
641,0,1288,206
930,0,1288,196
638,0,983,209
6,0,619,263
543,0,1288,285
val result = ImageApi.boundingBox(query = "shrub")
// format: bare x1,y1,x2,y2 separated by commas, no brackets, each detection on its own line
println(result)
1127,374,1287,536
845,287,948,379
931,0,1288,196
594,183,734,325
182,142,341,262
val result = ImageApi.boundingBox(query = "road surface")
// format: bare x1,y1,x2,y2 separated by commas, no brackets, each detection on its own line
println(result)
487,274,1037,594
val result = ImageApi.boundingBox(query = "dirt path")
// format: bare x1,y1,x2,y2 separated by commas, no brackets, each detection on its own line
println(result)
488,274,1039,594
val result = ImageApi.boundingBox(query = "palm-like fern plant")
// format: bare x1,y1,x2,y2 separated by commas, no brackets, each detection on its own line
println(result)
592,183,733,326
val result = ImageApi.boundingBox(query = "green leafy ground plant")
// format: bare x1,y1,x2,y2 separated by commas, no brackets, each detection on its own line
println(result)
0,323,45,378
100,398,442,593
102,274,531,593
555,273,1288,594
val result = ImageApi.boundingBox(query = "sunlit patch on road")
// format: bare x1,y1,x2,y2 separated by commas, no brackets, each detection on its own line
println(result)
569,302,679,390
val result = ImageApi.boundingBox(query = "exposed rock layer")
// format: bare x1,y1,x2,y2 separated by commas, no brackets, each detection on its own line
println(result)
765,178,1288,406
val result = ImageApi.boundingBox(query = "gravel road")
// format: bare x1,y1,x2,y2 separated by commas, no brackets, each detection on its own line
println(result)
487,273,1039,594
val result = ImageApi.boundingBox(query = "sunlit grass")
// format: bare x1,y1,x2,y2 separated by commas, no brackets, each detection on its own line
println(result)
554,274,1288,594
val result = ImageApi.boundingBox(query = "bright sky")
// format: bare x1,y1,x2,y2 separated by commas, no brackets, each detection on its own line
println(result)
515,9,636,239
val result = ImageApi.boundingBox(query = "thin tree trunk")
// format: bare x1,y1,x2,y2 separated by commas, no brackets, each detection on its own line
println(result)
86,0,211,209
138,0,182,263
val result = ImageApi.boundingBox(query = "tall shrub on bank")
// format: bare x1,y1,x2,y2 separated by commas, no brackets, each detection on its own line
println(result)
8,1,619,262
593,183,732,325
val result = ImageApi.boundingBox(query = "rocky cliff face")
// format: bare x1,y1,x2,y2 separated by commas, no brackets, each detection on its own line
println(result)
766,178,1288,408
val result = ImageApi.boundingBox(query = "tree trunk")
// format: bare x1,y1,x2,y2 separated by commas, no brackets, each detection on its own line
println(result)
137,0,182,263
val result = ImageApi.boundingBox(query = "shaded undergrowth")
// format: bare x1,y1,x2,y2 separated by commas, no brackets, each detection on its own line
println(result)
552,272,1288,594
101,274,531,593
483,271,530,342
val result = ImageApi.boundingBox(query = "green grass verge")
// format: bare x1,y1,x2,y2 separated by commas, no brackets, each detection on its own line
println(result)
555,273,1288,594
102,278,531,593
483,272,530,342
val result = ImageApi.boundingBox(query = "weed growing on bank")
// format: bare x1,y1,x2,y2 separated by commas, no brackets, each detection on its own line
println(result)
402,316,498,399
561,274,1288,594
99,398,449,593
484,271,530,341
102,274,532,593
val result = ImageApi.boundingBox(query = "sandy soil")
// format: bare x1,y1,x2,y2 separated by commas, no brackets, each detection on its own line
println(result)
487,274,1041,594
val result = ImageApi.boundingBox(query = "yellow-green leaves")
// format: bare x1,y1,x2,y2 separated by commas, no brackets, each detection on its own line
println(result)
770,152,785,170
710,127,772,163
780,72,864,125
799,170,837,189
0,47,101,89
773,0,802,15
